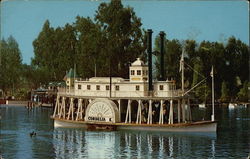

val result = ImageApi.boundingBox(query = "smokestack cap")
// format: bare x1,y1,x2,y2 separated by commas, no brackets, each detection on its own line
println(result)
147,29,153,33
159,31,165,36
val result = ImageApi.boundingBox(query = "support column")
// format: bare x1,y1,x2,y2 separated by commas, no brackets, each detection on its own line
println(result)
187,99,192,121
168,100,174,124
76,98,82,121
182,99,186,122
147,100,152,124
67,98,74,120
159,100,164,124
57,97,61,116
53,95,60,117
136,100,142,124
118,99,121,122
80,100,84,120
63,98,66,119
125,99,131,123
59,97,65,119
177,99,181,123
83,99,88,118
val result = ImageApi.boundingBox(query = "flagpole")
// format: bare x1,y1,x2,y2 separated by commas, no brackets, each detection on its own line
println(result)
181,49,184,95
211,66,215,121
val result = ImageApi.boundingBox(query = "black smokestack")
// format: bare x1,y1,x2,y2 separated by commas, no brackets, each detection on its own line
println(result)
147,29,153,92
159,31,165,81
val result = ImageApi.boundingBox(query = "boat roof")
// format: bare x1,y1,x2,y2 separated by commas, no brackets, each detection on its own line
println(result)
64,68,79,79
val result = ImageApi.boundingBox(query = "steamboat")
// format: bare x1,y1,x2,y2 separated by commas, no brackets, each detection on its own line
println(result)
52,30,217,132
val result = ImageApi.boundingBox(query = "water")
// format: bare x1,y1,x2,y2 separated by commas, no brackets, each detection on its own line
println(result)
0,105,249,159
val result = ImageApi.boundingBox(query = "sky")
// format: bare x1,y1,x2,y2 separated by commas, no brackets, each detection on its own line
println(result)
1,0,249,64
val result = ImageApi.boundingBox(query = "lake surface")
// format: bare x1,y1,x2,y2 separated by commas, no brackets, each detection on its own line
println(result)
0,105,249,159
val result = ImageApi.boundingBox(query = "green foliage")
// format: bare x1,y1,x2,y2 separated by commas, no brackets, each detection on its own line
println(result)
32,0,146,80
191,58,210,102
1,0,248,103
154,36,249,103
220,81,230,102
237,81,249,102
154,37,182,83
94,0,146,77
0,36,22,96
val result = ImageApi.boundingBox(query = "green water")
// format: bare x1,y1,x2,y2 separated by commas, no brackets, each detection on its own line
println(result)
0,105,249,159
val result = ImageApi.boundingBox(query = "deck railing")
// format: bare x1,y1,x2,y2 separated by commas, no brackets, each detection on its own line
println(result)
57,87,182,98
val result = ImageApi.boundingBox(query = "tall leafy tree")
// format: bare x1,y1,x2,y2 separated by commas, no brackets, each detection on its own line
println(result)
32,20,56,83
184,40,198,87
95,0,146,77
74,16,105,78
220,81,230,102
237,81,249,102
0,36,22,96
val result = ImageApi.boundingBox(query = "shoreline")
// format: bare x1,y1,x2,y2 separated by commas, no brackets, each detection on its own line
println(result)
0,100,28,106
0,100,53,108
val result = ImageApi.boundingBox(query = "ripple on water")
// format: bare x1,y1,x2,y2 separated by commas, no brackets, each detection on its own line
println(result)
1,106,250,159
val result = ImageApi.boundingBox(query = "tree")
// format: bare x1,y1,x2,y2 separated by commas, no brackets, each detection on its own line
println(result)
32,0,146,81
220,81,230,102
0,36,22,97
32,20,56,83
94,0,146,77
74,16,105,78
154,38,182,83
237,81,249,102
184,40,198,88
189,57,211,103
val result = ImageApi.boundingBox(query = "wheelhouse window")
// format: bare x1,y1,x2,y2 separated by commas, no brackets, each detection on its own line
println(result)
136,85,140,91
87,85,91,90
143,70,146,75
78,85,81,90
131,70,135,75
96,85,100,90
159,85,164,90
115,85,119,91
137,70,141,75
106,85,110,90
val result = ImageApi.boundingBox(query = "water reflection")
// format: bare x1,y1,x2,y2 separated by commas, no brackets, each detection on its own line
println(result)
0,106,55,159
53,129,216,159
1,105,249,159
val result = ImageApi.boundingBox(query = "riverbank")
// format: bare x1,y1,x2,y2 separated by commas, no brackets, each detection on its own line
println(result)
0,100,54,109
0,100,28,106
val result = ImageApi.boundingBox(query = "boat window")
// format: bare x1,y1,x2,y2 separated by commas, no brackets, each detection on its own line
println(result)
143,70,145,75
106,85,110,90
115,85,119,91
159,85,164,90
136,85,140,91
137,70,141,75
96,85,100,90
145,70,148,75
169,85,173,90
131,70,135,75
78,85,81,90
87,85,91,90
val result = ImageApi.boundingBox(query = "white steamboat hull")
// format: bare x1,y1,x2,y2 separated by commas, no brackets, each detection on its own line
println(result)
53,118,217,133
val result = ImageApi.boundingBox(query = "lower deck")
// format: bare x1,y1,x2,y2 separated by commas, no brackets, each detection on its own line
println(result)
52,95,217,132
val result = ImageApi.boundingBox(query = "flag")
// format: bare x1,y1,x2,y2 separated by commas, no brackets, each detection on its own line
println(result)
210,66,214,78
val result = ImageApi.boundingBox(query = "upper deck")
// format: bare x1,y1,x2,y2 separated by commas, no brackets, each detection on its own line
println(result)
59,58,183,99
